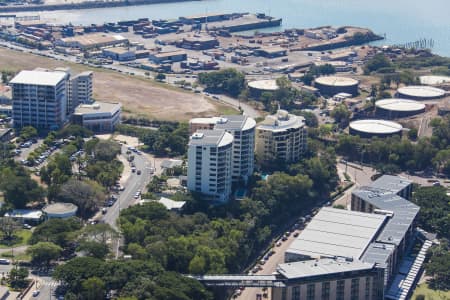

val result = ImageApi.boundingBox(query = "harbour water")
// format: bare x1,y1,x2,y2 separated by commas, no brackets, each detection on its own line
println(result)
23,0,450,56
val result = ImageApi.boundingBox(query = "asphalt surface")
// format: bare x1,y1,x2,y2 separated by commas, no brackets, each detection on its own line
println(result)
101,145,154,229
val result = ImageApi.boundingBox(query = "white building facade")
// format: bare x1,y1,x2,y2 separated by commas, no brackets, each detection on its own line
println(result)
68,71,93,114
187,130,233,202
255,110,307,164
72,102,121,132
11,70,68,130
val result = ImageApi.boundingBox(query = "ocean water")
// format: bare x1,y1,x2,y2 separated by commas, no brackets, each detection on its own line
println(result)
28,0,450,56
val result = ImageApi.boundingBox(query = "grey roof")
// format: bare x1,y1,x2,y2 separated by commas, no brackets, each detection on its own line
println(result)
189,129,233,147
361,242,396,268
10,70,67,86
277,258,375,280
370,175,412,194
352,187,419,246
160,159,183,169
215,115,256,132
286,207,387,260
73,102,121,115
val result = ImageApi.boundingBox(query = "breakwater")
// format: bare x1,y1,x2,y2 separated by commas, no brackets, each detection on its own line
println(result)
0,0,197,13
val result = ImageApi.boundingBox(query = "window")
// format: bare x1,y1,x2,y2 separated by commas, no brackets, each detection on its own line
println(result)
292,286,300,300
321,282,330,300
307,284,315,300
351,278,359,300
336,280,345,300
365,277,371,299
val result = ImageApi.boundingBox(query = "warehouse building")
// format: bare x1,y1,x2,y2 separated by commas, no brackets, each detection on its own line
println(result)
56,33,128,50
102,47,136,61
149,50,187,64
180,36,219,50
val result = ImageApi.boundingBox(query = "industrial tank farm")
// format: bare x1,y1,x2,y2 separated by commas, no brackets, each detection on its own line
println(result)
375,98,426,119
248,79,279,97
314,76,359,96
396,85,446,100
349,119,403,138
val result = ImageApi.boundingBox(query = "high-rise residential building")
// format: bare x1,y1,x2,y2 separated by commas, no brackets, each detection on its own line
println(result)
68,71,93,114
255,110,307,164
214,115,256,183
189,115,256,184
187,129,233,202
11,70,68,130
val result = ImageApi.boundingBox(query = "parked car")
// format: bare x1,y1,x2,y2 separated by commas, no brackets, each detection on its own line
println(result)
0,259,10,265
23,224,32,230
32,290,40,297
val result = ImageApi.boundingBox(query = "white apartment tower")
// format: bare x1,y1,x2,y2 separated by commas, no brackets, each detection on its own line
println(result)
187,130,233,202
214,115,256,183
68,71,93,114
256,110,307,164
11,70,68,130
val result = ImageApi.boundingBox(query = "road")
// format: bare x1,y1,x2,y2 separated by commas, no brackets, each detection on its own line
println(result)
101,145,154,229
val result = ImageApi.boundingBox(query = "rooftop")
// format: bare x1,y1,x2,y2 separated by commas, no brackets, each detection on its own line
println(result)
153,50,187,58
375,98,426,112
352,187,419,245
189,129,233,147
10,70,67,86
350,119,403,134
74,101,121,115
5,209,43,220
277,258,375,280
248,79,279,91
43,202,78,214
315,76,359,87
257,110,305,132
215,115,256,132
104,47,133,55
60,33,127,47
286,207,387,260
370,174,412,194
397,85,446,98
361,242,396,269
157,197,186,210
161,159,183,169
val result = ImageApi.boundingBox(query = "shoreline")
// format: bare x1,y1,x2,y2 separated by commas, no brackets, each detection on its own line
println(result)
0,0,198,13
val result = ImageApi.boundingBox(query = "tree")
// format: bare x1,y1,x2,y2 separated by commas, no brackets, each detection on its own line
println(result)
93,140,121,161
0,217,20,241
30,217,82,248
408,128,418,140
330,104,351,127
425,250,450,290
77,241,109,259
0,165,45,208
198,69,245,97
27,242,62,267
20,126,38,141
82,277,106,300
58,179,105,219
364,53,393,74
8,267,29,289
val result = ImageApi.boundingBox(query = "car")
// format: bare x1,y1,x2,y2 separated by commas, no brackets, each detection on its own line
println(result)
131,167,136,173
281,236,288,241
106,200,114,207
137,170,141,175
276,241,282,247
23,224,32,230
0,259,10,265
134,194,140,199
32,290,40,297
90,220,99,225
102,208,107,214
293,232,300,237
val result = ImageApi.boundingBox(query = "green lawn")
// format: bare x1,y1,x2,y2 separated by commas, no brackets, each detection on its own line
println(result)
412,283,450,300
0,230,32,249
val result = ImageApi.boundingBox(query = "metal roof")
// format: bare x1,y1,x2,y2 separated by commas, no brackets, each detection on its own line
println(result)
352,187,419,246
189,129,233,147
361,242,396,268
286,207,387,260
370,175,412,195
350,119,403,134
215,115,256,132
277,258,375,280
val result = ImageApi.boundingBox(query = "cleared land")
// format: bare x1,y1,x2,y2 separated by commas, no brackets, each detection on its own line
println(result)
0,47,237,121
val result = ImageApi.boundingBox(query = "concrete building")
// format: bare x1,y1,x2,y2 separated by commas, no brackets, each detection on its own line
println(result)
11,70,68,130
0,104,12,117
256,110,307,164
189,117,221,134
72,101,121,132
68,71,93,114
102,47,136,61
187,130,233,202
273,259,385,300
214,115,256,183
43,202,78,219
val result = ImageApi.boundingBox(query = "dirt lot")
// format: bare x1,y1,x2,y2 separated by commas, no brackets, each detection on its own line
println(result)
0,47,235,121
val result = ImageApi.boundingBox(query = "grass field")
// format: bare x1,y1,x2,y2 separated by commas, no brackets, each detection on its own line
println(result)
412,283,450,300
0,47,237,121
0,230,32,249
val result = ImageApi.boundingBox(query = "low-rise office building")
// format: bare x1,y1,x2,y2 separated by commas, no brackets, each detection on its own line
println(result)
256,110,307,164
72,101,121,132
187,130,233,202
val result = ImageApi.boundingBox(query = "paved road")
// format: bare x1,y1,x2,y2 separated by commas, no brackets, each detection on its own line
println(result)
101,145,154,229
209,93,262,119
